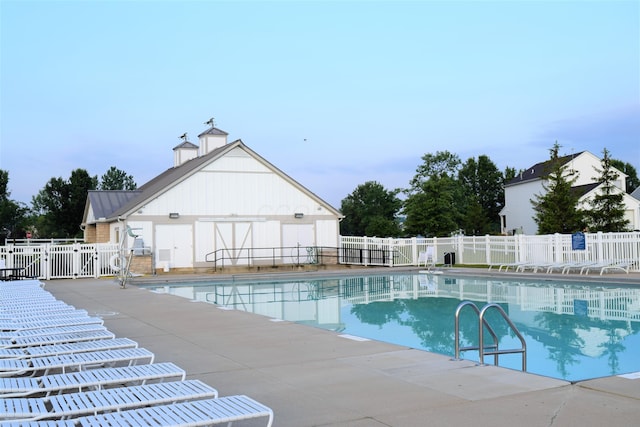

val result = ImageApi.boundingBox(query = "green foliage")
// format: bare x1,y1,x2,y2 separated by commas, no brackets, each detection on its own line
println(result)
458,155,503,234
404,151,463,237
340,181,402,236
531,142,584,234
403,151,506,237
32,169,98,238
403,174,461,237
99,166,137,190
584,148,630,232
610,158,639,193
0,170,31,243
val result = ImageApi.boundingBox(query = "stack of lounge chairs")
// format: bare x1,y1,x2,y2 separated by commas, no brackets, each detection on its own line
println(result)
0,279,274,426
488,259,635,276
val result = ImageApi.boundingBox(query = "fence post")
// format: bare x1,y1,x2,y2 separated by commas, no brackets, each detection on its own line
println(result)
43,244,51,280
485,235,492,265
73,243,80,279
363,236,369,266
93,245,100,278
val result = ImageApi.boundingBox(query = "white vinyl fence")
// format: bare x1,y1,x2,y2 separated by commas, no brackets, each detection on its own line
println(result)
0,243,119,280
339,231,640,271
2,232,639,279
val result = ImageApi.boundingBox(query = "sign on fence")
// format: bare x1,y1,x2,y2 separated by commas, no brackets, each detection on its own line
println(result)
571,232,586,251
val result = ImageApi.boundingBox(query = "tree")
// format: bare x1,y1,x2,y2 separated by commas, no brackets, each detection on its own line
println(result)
340,181,402,236
403,151,463,237
610,159,639,194
99,166,137,190
458,155,504,235
531,142,584,234
0,170,31,243
32,169,98,238
584,148,630,232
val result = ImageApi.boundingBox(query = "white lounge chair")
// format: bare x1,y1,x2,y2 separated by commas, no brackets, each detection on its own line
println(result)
581,260,633,275
0,316,104,332
0,324,110,342
1,329,116,349
0,362,186,398
0,301,74,314
0,310,89,322
1,421,73,427
489,261,529,272
0,337,137,359
0,379,218,421
0,347,154,377
69,394,274,427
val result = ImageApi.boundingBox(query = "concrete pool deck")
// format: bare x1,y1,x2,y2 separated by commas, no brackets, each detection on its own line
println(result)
43,268,640,426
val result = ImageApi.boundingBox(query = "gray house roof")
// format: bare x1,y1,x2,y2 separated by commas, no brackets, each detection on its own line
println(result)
84,138,342,224
506,151,585,186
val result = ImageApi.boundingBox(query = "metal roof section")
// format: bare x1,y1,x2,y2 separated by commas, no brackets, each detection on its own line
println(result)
197,126,229,137
172,141,199,150
87,190,142,221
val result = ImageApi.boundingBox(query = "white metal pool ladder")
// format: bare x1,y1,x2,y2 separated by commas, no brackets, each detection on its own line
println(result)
454,301,527,372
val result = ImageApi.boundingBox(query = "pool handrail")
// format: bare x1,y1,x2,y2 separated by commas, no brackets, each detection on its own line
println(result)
478,303,527,372
454,301,499,365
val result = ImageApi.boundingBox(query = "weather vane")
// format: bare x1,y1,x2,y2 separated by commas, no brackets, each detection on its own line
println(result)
179,133,187,142
204,117,215,127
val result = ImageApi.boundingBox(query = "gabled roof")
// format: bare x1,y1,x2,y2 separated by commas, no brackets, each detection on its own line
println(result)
89,138,342,222
506,151,585,186
631,186,640,200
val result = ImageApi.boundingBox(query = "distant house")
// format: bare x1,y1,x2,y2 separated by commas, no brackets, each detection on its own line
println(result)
500,151,640,234
82,125,343,272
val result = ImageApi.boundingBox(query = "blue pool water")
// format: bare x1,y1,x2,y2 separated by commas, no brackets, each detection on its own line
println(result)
143,273,640,382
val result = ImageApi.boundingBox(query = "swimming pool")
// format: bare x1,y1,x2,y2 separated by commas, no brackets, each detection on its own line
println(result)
143,272,640,382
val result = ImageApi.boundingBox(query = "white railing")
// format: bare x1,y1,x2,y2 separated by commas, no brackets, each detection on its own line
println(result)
1,231,639,279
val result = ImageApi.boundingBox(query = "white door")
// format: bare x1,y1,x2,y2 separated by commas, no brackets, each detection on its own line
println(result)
214,223,252,266
156,224,193,269
282,224,315,264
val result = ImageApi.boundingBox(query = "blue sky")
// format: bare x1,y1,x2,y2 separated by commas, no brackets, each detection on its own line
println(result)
1,0,639,208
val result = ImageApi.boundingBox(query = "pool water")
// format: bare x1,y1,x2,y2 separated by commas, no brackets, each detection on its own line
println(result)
144,273,640,382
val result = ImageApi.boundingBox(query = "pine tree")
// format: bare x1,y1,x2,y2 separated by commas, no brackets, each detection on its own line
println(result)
531,142,584,234
584,148,630,232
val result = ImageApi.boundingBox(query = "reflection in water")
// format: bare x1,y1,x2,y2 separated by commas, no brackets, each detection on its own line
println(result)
146,274,640,381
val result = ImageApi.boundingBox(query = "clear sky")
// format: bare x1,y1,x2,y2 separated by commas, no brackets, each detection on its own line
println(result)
1,0,638,209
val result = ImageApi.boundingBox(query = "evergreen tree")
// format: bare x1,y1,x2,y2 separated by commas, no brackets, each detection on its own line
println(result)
340,181,402,236
531,142,584,234
99,166,137,190
584,148,630,232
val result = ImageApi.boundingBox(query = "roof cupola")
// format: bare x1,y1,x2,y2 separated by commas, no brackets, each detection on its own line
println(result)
198,117,228,155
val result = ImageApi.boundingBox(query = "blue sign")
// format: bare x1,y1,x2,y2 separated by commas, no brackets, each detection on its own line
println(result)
572,232,586,250
574,299,588,316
